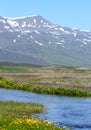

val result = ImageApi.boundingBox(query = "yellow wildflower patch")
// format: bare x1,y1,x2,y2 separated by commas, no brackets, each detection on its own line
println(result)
0,118,64,130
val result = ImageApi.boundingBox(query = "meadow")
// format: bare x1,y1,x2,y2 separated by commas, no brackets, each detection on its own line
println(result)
0,63,91,97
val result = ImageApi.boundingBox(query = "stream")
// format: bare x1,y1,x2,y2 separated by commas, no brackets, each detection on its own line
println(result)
0,88,91,130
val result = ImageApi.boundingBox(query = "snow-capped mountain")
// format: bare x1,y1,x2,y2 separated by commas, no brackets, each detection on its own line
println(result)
0,15,91,67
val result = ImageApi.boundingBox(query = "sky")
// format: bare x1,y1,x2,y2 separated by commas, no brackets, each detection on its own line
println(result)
0,0,91,30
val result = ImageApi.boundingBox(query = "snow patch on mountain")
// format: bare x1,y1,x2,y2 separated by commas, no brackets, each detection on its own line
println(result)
73,32,77,37
83,41,87,45
30,36,34,39
64,30,71,35
34,40,43,46
21,22,26,27
80,29,91,32
83,39,91,43
62,45,65,48
40,20,43,23
0,20,6,23
34,30,40,34
7,20,19,27
30,35,43,46
49,31,60,35
54,27,64,32
9,29,14,32
7,14,38,20
4,26,10,29
17,35,21,38
13,39,16,43
56,42,63,45
27,24,35,28
34,19,36,24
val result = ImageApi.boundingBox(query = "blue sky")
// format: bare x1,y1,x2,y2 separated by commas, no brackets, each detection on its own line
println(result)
1,0,91,30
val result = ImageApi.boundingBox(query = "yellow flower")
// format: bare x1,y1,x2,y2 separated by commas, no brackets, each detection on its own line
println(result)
47,121,52,126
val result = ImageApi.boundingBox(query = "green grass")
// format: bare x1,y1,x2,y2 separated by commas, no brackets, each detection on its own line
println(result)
0,118,64,130
27,85,91,97
0,62,43,72
0,77,91,97
0,65,28,72
0,101,64,130
0,101,45,118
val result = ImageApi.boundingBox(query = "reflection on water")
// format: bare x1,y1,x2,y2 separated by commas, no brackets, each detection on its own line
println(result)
0,88,91,130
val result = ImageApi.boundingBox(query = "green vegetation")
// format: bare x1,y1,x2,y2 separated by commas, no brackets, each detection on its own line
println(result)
0,62,91,97
0,62,43,72
0,118,64,130
28,85,91,97
0,101,45,118
0,101,64,130
0,76,91,97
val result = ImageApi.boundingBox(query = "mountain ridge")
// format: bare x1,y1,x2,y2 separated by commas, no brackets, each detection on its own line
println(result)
0,15,91,67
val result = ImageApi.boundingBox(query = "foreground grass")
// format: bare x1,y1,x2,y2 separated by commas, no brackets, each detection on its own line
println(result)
0,101,45,118
0,118,64,130
0,101,64,130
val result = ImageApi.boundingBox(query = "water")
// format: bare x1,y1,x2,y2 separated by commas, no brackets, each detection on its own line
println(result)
0,88,91,130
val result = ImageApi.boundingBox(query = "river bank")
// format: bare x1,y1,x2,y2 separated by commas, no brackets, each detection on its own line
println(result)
0,63,91,97
0,88,91,130
0,100,64,130
0,76,91,97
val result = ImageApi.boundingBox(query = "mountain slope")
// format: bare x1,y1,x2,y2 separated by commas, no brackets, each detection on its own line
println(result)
0,15,91,67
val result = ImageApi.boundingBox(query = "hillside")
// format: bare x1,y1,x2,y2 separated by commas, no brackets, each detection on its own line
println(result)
0,15,91,67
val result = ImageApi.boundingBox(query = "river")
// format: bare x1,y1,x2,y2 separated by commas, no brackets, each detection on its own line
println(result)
0,88,91,130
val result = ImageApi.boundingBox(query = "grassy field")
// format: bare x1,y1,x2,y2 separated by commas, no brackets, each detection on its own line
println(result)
0,101,64,130
0,63,91,97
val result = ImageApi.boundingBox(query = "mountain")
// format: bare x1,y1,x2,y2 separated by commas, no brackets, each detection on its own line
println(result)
0,15,91,67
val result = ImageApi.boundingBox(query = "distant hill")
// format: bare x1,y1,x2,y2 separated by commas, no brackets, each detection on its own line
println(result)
0,15,91,67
